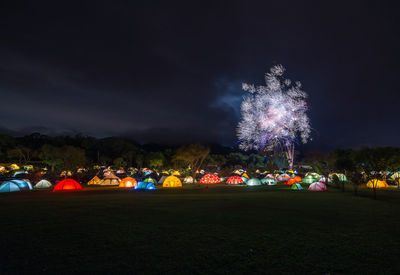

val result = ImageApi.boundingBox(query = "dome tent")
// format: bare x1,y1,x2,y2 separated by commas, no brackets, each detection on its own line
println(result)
277,174,291,182
226,176,244,184
200,174,221,184
241,176,249,183
100,173,121,186
366,179,389,189
246,178,262,186
53,179,82,191
261,178,277,185
0,180,31,193
330,173,347,182
34,179,52,189
119,177,137,188
302,175,316,184
308,182,327,191
183,176,194,184
293,176,302,183
285,178,297,186
87,176,101,185
163,176,182,187
158,175,168,185
144,177,157,184
134,181,156,190
319,177,331,183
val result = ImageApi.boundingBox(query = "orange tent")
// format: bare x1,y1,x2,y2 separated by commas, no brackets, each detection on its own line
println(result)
366,179,389,189
293,176,302,183
285,178,296,186
119,177,137,188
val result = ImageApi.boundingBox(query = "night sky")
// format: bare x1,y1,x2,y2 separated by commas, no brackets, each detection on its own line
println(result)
1,1,399,149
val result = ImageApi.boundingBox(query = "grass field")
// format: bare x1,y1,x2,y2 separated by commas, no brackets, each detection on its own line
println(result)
1,185,400,274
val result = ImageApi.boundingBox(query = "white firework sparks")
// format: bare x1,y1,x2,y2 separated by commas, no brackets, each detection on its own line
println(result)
237,64,311,168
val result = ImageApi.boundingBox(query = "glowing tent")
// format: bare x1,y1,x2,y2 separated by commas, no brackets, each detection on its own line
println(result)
390,172,400,181
163,176,182,187
119,177,137,188
226,176,244,184
366,179,389,189
308,182,327,191
302,175,316,184
134,181,156,190
277,174,291,182
285,178,297,186
305,172,321,180
9,164,20,170
319,176,331,183
241,172,249,179
100,174,121,186
330,173,347,182
293,176,302,183
246,178,262,186
233,169,244,175
171,171,181,176
144,177,157,184
291,183,303,190
261,178,277,185
53,179,82,191
34,179,52,189
158,175,168,185
87,176,101,185
241,176,249,183
0,180,32,193
200,174,221,184
183,176,194,184
60,170,73,177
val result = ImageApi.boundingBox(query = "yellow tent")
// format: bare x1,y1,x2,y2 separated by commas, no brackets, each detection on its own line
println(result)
60,170,73,177
171,171,181,176
100,173,121,186
366,179,388,189
9,164,20,170
87,176,101,185
242,172,249,178
163,176,182,187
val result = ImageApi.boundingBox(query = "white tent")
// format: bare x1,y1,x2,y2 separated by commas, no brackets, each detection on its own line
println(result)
34,179,52,189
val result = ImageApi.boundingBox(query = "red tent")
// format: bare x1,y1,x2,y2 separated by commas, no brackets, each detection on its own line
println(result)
226,176,244,184
285,178,296,186
53,179,82,191
200,174,221,184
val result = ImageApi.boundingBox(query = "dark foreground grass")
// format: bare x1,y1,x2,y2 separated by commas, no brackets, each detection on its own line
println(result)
1,185,400,274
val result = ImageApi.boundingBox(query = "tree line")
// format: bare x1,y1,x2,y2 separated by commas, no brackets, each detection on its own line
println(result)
0,133,274,173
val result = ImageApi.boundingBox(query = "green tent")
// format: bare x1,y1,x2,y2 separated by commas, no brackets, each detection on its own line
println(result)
291,183,303,190
241,176,249,183
261,178,277,185
246,178,262,186
144,177,156,184
332,173,347,182
302,175,316,184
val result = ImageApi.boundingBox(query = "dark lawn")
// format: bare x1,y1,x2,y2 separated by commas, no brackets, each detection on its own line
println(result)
1,185,400,274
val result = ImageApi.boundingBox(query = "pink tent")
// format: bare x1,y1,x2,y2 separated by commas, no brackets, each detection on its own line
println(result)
308,182,327,191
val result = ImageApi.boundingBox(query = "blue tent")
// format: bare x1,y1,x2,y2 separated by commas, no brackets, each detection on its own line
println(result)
134,181,156,190
0,180,32,193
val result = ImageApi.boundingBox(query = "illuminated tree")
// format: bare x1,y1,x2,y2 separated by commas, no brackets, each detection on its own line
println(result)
237,64,311,169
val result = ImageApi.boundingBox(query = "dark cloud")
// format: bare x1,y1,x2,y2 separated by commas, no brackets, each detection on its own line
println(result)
0,0,399,148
